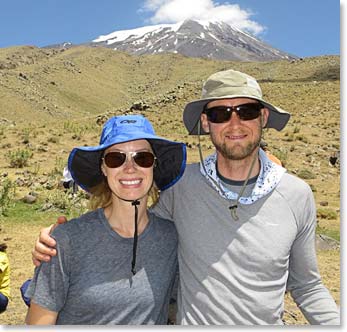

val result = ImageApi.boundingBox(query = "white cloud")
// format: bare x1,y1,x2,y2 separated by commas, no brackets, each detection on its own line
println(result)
141,0,265,35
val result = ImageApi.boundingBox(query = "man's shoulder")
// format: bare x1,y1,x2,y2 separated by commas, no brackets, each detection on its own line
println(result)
183,162,201,178
149,212,178,240
280,172,311,190
276,172,313,200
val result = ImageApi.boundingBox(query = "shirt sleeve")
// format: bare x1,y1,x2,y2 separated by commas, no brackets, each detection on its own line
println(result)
25,226,71,313
151,186,175,221
286,187,340,325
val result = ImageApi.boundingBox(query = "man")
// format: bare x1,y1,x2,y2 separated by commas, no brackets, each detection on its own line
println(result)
32,69,340,325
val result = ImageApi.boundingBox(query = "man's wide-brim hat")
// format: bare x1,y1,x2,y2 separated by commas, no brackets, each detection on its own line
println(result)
183,69,291,135
68,115,186,192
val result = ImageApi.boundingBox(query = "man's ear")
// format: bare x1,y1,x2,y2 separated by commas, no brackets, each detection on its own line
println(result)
261,108,270,128
200,113,210,133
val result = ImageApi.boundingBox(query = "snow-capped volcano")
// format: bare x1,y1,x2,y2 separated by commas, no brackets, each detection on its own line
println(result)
91,20,295,61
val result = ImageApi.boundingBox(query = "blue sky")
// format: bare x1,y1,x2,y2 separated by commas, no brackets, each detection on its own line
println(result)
0,0,340,57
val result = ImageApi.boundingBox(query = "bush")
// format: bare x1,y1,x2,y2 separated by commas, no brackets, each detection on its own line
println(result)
42,189,88,217
5,149,33,168
317,208,338,220
273,148,288,166
0,179,16,216
293,126,301,134
297,168,316,180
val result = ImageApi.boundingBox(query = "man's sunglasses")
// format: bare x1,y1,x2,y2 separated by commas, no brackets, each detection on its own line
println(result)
204,103,263,123
103,151,156,168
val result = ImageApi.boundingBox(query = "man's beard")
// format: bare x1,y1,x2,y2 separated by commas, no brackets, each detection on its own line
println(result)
211,135,261,161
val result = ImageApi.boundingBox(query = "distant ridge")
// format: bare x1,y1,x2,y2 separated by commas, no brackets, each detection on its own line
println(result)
90,19,296,61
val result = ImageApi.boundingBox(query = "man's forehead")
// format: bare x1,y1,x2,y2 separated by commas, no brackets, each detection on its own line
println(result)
206,97,259,106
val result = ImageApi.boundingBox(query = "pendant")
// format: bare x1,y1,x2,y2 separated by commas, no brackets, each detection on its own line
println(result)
229,204,239,221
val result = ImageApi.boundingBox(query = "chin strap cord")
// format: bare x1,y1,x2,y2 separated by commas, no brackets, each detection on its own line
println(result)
131,200,140,275
228,150,258,221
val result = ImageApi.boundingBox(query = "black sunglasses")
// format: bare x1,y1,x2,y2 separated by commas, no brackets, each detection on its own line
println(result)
103,151,156,168
204,103,263,123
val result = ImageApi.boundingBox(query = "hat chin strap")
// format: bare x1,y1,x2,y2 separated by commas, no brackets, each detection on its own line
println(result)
109,181,154,276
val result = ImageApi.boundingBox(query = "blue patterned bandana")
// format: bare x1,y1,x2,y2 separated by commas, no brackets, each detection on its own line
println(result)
200,149,286,204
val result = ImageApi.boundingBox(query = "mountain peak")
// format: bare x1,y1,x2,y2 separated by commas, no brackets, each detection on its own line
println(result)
91,19,296,61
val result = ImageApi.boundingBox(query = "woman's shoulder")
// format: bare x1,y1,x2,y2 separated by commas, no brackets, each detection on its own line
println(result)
52,209,103,236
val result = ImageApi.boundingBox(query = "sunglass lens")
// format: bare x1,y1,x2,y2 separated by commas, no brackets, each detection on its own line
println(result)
237,104,261,120
133,152,155,168
104,152,126,168
206,107,231,123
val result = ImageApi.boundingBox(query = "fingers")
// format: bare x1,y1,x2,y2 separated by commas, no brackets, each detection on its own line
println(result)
32,225,57,267
57,216,68,224
31,246,56,266
40,225,57,247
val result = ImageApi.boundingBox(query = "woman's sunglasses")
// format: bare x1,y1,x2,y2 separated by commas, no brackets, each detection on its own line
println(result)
204,103,263,123
103,151,156,168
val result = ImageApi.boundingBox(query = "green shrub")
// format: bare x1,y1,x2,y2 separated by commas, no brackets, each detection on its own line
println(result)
5,149,33,168
0,179,16,216
293,126,301,134
42,189,88,217
296,134,309,143
49,156,66,178
47,136,59,144
297,168,316,180
285,133,295,142
317,208,338,220
273,148,288,166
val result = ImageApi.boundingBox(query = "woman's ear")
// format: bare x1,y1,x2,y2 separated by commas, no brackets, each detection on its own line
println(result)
101,163,107,177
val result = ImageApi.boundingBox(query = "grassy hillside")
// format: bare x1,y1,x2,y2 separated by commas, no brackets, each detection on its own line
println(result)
0,46,340,325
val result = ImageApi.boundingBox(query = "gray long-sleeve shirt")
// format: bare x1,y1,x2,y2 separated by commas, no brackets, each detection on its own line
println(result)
151,163,340,325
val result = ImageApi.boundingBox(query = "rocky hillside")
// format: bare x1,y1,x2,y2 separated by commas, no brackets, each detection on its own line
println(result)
0,45,340,232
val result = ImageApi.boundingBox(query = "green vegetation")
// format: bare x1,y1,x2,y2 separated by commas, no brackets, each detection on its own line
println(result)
0,179,16,217
297,168,317,180
317,208,338,220
316,225,340,242
5,148,33,168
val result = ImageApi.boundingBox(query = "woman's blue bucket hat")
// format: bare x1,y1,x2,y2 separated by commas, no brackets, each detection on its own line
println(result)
68,114,186,192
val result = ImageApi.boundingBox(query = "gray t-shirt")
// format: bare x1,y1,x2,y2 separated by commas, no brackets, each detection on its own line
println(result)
151,163,340,325
26,208,178,325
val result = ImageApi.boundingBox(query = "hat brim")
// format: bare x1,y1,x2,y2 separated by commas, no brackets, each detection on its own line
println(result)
68,134,186,192
183,95,290,135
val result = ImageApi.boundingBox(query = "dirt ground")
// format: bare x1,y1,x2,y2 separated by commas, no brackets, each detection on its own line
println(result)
0,216,340,326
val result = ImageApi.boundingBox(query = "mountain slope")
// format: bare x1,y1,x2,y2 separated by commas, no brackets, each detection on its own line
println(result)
92,19,295,61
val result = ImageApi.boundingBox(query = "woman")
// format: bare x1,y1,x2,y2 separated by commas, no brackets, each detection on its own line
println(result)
25,114,186,325
0,243,10,314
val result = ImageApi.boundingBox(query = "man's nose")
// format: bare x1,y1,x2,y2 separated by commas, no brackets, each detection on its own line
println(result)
227,111,242,125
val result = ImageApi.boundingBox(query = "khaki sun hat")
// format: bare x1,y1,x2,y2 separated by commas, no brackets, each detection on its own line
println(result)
183,69,291,135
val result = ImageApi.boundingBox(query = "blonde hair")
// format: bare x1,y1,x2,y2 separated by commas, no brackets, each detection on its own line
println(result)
88,177,159,210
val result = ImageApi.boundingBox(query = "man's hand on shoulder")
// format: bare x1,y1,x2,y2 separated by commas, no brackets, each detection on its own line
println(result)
31,216,68,266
